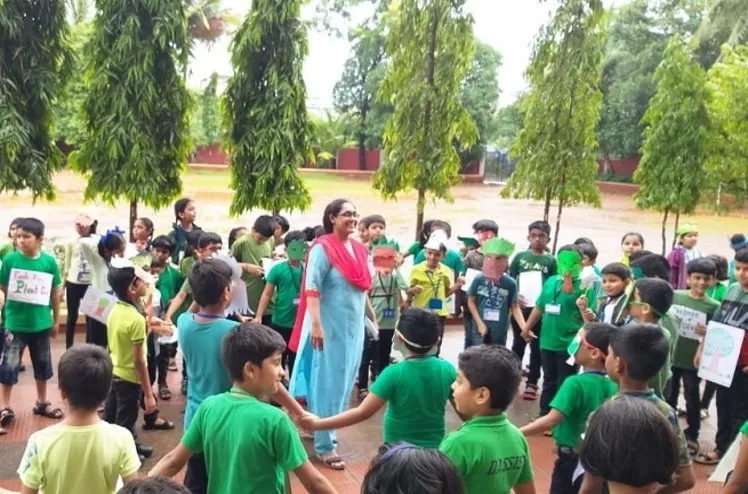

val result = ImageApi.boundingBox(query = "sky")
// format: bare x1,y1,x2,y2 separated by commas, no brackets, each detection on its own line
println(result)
189,0,627,111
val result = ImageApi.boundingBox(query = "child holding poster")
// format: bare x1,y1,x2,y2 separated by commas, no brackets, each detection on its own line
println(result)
0,218,64,435
667,258,720,455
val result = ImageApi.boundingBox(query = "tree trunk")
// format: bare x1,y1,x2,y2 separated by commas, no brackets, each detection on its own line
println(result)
661,208,669,256
129,199,138,243
543,187,552,223
672,210,681,250
416,187,425,240
552,197,564,255
272,208,280,216
358,133,367,171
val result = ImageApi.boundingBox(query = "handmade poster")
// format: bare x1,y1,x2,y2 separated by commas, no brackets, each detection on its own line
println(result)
215,255,250,316
518,271,543,308
698,321,745,387
80,287,117,324
709,433,742,483
461,268,481,293
581,266,598,289
6,269,54,306
672,304,707,341
372,246,398,271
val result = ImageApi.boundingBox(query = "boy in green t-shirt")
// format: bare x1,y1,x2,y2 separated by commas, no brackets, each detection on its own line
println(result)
524,245,597,416
232,215,277,320
520,322,618,493
365,214,401,253
300,308,457,449
439,345,535,494
667,257,720,453
580,324,695,493
150,323,336,494
509,220,557,400
253,230,308,380
0,218,64,434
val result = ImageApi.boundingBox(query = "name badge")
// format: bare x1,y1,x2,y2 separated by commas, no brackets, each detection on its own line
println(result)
483,309,500,322
383,308,395,319
428,298,443,311
293,298,300,306
546,303,561,316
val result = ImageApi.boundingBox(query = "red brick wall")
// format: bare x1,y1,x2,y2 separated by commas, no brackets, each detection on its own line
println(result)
597,154,640,178
193,143,227,165
336,148,382,171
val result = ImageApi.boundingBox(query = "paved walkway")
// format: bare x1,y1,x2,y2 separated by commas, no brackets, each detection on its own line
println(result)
0,325,725,493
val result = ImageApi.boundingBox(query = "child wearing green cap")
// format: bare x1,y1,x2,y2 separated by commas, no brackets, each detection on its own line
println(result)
667,223,702,290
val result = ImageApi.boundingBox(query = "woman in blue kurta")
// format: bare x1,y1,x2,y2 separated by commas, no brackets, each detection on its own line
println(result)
289,199,372,470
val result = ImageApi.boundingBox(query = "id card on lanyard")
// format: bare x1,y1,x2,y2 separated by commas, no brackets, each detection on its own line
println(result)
289,263,302,306
375,273,396,319
425,271,443,312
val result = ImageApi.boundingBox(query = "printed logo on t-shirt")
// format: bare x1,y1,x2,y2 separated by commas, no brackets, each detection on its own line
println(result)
717,300,748,330
476,283,509,313
517,259,550,274
486,455,526,476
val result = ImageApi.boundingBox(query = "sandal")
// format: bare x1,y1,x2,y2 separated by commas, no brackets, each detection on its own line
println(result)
143,418,175,431
695,450,721,465
33,401,64,419
522,383,538,401
168,360,178,372
687,439,699,456
0,407,15,427
317,452,345,471
159,385,172,401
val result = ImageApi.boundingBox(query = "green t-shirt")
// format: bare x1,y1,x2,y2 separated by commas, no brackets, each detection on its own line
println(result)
182,389,308,494
741,420,748,436
231,235,274,314
407,241,422,257
0,251,62,332
157,265,183,319
707,283,728,303
0,242,15,261
671,291,720,370
265,261,303,329
509,250,557,283
370,356,456,448
648,317,676,398
550,371,618,448
414,248,465,276
440,414,534,494
369,270,409,330
536,276,597,351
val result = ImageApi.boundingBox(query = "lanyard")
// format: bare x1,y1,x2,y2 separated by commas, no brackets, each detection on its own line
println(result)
425,271,442,295
375,272,396,308
287,262,303,294
196,312,224,320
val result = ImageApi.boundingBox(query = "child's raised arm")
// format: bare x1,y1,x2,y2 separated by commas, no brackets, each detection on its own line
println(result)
519,409,563,436
300,393,386,431
164,289,188,322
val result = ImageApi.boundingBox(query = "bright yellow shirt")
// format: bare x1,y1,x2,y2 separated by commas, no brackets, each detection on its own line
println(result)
409,261,453,317
106,301,147,384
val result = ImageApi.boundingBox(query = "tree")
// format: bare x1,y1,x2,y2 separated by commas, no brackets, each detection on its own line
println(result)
374,0,477,238
187,0,241,44
704,45,748,213
491,100,523,150
310,111,356,168
201,73,220,146
223,0,313,216
696,0,748,48
1,0,71,201
502,0,605,253
635,37,709,254
70,0,192,238
460,41,502,157
333,20,388,170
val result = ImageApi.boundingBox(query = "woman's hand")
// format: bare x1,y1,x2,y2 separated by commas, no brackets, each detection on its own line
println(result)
311,321,325,350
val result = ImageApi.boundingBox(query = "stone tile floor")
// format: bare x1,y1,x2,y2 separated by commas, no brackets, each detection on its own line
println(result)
0,324,724,493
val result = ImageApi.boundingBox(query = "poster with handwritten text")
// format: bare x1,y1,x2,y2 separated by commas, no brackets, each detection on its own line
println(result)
7,269,54,306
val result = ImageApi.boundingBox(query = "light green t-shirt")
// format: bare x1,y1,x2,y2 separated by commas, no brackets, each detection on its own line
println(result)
369,270,409,330
106,301,147,384
265,260,303,328
231,234,274,313
550,371,618,449
0,242,15,261
0,250,62,332
440,414,534,494
409,262,453,317
370,356,456,448
671,291,720,370
182,389,308,494
536,276,597,352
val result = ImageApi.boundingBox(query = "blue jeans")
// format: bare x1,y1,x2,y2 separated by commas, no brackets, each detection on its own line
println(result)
0,330,53,385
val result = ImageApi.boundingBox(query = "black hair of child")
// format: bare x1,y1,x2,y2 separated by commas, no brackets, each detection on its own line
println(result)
15,217,45,238
228,227,246,250
253,215,278,239
557,244,583,257
136,217,154,240
574,237,595,247
628,250,652,264
98,231,126,258
621,232,645,247
584,323,617,357
601,262,630,281
634,277,673,317
273,214,290,234
190,258,233,308
117,476,192,494
59,344,113,410
8,217,22,237
362,214,386,229
431,219,452,238
221,323,286,381
577,242,598,262
419,220,437,245
303,225,324,242
362,443,466,494
686,257,717,277
707,254,729,282
108,267,138,302
197,231,223,250
527,220,551,236
284,230,308,248
609,323,669,382
581,396,679,488
397,308,441,355
631,254,670,282
458,345,521,411
184,229,204,258
736,247,748,264
472,219,499,235
323,198,353,234
173,197,193,222
151,235,176,255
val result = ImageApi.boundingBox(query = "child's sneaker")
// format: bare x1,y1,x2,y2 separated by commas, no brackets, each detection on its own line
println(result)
522,382,538,400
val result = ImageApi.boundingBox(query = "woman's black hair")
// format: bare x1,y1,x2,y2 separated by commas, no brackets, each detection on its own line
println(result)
135,217,154,240
322,198,353,234
97,229,126,259
621,232,645,247
707,254,729,282
228,227,248,250
173,197,193,222
581,396,679,488
362,443,465,494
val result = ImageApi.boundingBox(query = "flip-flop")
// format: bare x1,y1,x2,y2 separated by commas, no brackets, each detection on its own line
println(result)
33,401,64,419
694,451,721,465
687,440,699,456
143,419,175,431
159,386,172,401
0,407,15,427
317,453,345,471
